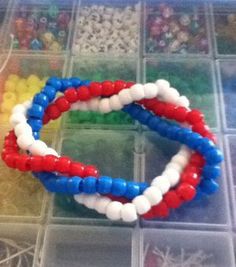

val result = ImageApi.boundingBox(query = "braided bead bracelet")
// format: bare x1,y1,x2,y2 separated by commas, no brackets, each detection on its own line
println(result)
2,78,223,224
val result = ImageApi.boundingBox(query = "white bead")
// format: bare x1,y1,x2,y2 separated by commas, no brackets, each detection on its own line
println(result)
171,154,188,168
23,100,32,109
151,176,171,194
176,96,190,107
17,134,34,150
155,79,170,95
74,194,85,204
10,113,26,127
84,195,99,209
162,169,180,187
106,201,122,220
43,148,59,157
14,122,32,137
162,87,180,103
121,203,138,222
29,140,48,156
99,98,112,113
94,197,111,214
179,146,191,159
165,162,183,173
12,104,26,114
87,98,99,111
78,102,89,111
70,102,80,111
109,95,123,110
129,84,145,101
143,83,159,99
132,195,151,215
118,89,133,105
144,186,163,206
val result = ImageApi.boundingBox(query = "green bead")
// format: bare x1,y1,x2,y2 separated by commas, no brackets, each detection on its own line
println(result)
48,5,59,18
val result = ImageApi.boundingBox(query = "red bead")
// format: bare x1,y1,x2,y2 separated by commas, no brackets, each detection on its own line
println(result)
46,104,61,120
186,109,204,124
192,122,209,135
114,80,126,94
64,87,78,103
4,138,18,148
69,162,85,177
101,80,115,96
142,99,158,109
89,82,102,97
180,171,200,187
164,190,182,208
84,165,99,177
29,156,43,171
55,96,70,112
174,106,188,122
142,209,155,220
152,202,169,218
4,153,19,168
177,183,196,201
16,155,31,171
43,113,50,125
203,132,217,144
152,102,166,116
184,165,201,175
42,155,58,172
77,86,91,101
126,81,135,88
55,156,72,174
190,153,205,167
163,103,176,119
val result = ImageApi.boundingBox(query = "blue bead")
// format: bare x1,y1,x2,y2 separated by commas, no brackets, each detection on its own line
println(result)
81,80,90,86
165,125,181,140
28,119,43,131
128,104,142,119
60,78,73,92
83,177,97,194
33,93,49,108
200,179,219,195
175,128,192,142
37,172,53,181
196,138,215,154
42,86,57,102
202,165,221,179
97,176,112,194
33,131,40,140
43,179,56,192
111,178,127,197
155,120,168,136
137,110,152,125
27,104,44,119
205,148,224,165
67,177,82,194
139,182,149,193
55,178,69,193
124,181,140,199
46,77,62,91
147,116,161,131
193,188,205,201
122,104,133,113
185,132,202,149
70,77,81,87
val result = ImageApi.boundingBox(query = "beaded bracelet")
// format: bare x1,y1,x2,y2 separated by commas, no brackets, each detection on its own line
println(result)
2,78,222,223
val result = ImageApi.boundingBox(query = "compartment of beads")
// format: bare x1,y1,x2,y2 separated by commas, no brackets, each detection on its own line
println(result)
40,225,133,267
0,127,56,221
0,223,40,267
72,0,141,55
144,2,211,55
141,229,235,267
50,129,140,222
141,131,230,229
64,56,138,127
6,0,75,52
217,59,236,130
145,57,219,129
0,53,66,127
212,3,236,56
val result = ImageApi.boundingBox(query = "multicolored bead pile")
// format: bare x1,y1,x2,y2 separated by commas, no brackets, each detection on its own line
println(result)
12,4,71,51
1,76,223,222
146,3,209,54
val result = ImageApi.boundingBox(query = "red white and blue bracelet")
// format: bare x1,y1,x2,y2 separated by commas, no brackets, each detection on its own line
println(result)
2,77,223,222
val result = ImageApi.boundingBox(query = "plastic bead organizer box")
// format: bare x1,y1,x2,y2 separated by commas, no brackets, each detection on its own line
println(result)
0,0,236,266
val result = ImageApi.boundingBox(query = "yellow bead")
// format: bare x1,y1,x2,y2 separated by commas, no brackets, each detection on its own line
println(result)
3,92,17,102
8,74,20,83
49,41,62,52
1,100,16,113
18,93,33,103
0,113,10,123
27,84,41,95
4,80,16,92
15,80,28,94
27,75,40,86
